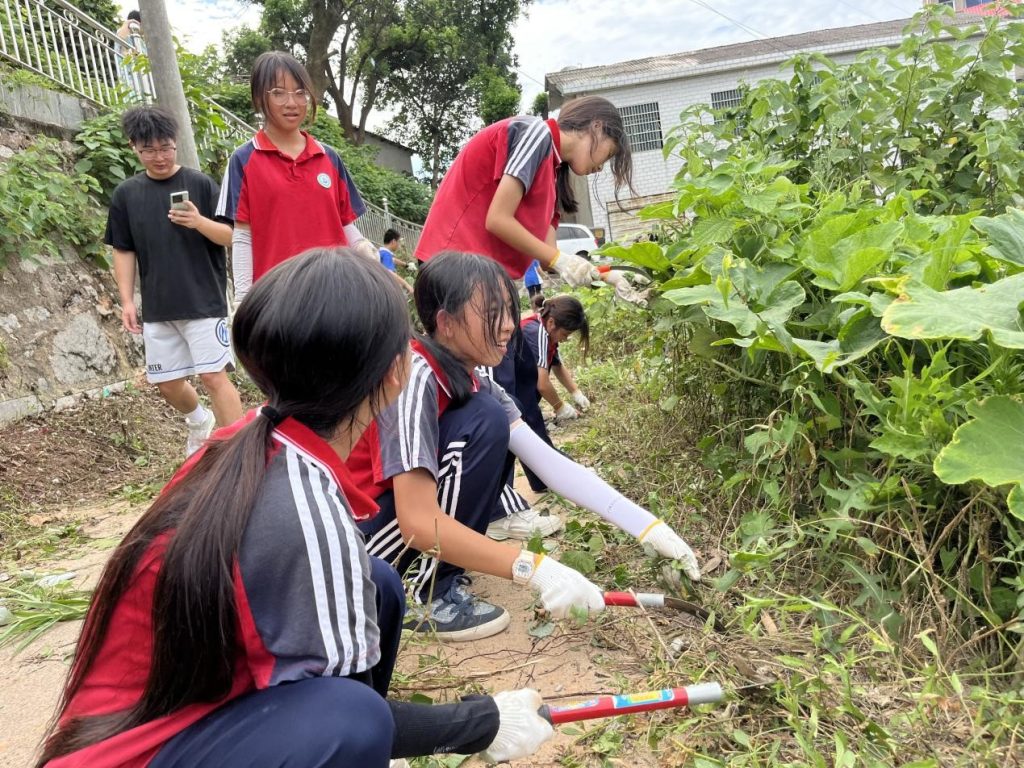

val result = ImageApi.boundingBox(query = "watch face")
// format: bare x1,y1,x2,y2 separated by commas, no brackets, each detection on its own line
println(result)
513,557,533,581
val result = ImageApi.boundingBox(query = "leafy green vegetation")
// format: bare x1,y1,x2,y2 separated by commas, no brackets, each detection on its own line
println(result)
0,577,91,652
602,7,1024,685
0,137,106,267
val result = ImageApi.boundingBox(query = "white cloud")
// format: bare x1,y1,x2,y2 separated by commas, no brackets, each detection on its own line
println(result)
118,0,260,54
118,0,923,133
513,0,924,110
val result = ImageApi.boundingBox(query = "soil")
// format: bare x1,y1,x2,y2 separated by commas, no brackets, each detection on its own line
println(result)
0,386,710,768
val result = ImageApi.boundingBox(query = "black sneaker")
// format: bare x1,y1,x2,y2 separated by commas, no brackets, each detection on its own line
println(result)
404,576,510,641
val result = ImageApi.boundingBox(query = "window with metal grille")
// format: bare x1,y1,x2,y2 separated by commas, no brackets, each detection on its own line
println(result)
711,88,743,125
620,102,663,152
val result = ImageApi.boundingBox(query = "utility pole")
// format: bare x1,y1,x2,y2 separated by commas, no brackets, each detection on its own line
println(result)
138,0,200,169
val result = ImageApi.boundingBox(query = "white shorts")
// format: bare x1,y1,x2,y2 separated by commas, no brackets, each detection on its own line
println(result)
142,317,234,384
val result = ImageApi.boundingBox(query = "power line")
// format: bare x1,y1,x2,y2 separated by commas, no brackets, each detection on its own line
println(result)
682,0,806,58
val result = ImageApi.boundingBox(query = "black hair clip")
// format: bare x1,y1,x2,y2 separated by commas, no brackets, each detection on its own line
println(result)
262,405,286,426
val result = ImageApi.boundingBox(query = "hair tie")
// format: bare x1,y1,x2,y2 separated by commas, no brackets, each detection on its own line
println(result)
262,405,285,426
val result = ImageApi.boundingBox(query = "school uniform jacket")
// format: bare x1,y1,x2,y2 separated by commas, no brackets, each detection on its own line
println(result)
415,116,561,279
216,130,366,281
520,315,561,371
346,341,520,502
48,411,381,768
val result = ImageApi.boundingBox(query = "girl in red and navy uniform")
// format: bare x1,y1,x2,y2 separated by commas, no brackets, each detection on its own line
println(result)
491,294,591,499
216,52,380,301
415,96,632,286
36,250,554,768
349,252,702,644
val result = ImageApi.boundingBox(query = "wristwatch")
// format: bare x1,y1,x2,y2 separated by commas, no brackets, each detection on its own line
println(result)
511,550,542,585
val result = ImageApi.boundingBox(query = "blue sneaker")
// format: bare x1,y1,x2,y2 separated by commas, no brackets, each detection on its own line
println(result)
404,576,510,641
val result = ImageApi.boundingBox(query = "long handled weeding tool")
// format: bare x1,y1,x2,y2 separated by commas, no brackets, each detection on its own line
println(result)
603,591,726,632
539,682,723,724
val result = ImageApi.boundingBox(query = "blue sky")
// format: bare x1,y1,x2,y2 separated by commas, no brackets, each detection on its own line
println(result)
121,0,925,129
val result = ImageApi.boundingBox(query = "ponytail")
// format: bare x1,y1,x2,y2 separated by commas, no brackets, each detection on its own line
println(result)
539,294,589,359
38,415,278,764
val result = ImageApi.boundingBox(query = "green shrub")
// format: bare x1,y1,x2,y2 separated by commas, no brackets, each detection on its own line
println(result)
603,8,1024,664
0,137,106,267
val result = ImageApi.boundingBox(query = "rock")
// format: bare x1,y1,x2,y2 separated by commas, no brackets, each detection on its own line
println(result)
0,314,20,333
49,313,116,385
36,572,77,588
0,606,13,626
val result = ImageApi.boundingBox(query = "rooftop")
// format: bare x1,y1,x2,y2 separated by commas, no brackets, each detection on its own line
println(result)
545,13,989,99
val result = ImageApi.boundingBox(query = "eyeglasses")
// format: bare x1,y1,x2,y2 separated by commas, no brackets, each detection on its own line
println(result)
136,144,176,158
266,88,312,106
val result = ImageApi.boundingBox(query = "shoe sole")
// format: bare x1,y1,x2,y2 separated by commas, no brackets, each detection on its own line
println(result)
405,610,511,642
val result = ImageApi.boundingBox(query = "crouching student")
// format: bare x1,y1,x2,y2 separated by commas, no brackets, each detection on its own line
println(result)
487,294,590,521
36,250,554,768
348,251,702,643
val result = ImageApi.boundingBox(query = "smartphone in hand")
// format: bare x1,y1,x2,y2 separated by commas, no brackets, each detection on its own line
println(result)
170,190,189,211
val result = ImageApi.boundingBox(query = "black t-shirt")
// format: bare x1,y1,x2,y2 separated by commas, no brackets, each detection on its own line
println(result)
104,167,227,322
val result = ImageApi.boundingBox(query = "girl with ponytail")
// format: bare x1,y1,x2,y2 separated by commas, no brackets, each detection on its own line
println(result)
37,249,554,768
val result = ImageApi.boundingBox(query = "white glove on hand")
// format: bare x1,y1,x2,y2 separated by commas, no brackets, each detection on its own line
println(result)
639,521,702,582
551,252,599,288
351,238,380,263
603,270,647,304
571,390,590,410
555,402,578,422
480,689,554,763
528,555,605,618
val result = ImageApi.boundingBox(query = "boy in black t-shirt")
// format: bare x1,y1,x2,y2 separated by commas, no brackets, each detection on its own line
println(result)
106,106,243,456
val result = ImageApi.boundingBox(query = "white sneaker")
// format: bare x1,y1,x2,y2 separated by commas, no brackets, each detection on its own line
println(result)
185,411,216,457
390,761,410,768
486,508,563,541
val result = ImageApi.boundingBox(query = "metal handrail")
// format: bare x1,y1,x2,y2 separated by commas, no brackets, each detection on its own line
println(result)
1,0,423,248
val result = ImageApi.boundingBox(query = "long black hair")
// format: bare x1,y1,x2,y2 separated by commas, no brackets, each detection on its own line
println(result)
555,95,634,215
413,251,519,406
37,249,410,764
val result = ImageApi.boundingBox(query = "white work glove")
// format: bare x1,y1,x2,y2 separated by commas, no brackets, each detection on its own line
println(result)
479,689,554,763
551,251,599,288
639,520,702,582
528,555,605,618
571,390,590,410
555,402,578,422
603,270,647,304
352,238,379,263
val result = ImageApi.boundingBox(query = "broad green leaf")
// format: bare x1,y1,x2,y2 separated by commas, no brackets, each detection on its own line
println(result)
801,222,903,292
972,207,1024,267
689,217,737,248
600,242,670,273
934,396,1024,487
1008,484,1024,523
870,428,932,461
792,311,887,373
881,274,1024,349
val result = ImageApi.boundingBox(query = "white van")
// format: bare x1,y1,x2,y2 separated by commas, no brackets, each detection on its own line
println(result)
556,223,599,258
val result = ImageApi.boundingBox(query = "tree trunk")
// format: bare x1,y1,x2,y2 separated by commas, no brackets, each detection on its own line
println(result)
431,134,441,190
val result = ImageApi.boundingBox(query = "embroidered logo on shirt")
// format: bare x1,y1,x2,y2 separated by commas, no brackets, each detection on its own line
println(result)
317,173,332,189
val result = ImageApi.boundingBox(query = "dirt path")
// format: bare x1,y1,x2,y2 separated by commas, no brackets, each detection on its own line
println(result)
0,501,144,768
